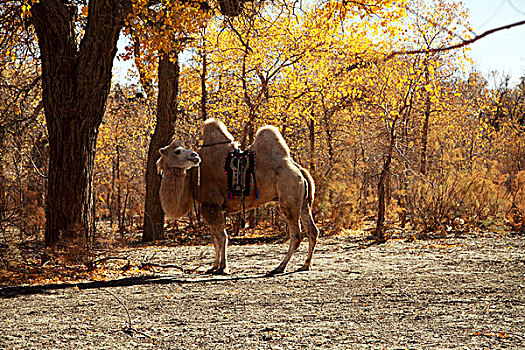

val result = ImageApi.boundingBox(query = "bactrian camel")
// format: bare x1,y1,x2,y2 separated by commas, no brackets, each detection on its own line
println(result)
157,119,319,275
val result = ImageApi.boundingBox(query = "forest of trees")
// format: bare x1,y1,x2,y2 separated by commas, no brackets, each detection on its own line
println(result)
1,0,524,256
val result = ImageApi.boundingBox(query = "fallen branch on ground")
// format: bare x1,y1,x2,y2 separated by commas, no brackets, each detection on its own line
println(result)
93,256,131,265
139,251,198,272
139,262,186,272
106,290,155,340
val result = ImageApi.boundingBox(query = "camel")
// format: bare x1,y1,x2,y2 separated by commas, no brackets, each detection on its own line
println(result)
157,119,319,275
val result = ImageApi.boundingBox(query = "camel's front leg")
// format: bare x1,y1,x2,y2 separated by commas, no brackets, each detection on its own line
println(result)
208,232,221,273
208,227,229,275
202,204,229,275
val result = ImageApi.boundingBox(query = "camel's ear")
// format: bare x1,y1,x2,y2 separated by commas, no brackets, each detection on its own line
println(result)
156,157,166,175
159,147,167,156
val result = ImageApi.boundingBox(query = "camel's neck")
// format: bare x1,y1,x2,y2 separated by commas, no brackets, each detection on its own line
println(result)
159,167,194,219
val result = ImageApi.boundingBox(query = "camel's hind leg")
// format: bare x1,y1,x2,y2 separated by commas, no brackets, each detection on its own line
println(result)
268,206,302,276
202,204,229,275
298,203,319,271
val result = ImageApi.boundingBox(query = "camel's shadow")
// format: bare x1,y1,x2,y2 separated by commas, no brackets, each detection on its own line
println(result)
0,270,306,299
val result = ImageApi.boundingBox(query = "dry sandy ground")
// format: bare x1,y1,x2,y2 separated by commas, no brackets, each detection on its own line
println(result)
1,231,524,349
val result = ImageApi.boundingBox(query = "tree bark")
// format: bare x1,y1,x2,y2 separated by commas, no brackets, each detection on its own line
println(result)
30,0,131,245
143,53,180,242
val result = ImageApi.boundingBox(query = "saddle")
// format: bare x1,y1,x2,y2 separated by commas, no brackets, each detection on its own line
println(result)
224,148,258,200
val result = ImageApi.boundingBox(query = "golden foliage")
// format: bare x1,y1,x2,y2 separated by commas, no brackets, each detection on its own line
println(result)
1,0,525,250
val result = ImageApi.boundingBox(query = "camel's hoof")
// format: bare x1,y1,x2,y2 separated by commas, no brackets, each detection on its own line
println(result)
210,268,229,275
205,267,218,275
266,268,284,277
297,265,310,272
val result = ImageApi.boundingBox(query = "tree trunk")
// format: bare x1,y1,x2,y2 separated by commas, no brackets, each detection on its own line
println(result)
420,97,430,175
45,121,98,245
30,0,131,246
200,41,208,121
308,116,316,174
420,64,431,175
375,116,398,243
322,113,334,165
143,53,180,242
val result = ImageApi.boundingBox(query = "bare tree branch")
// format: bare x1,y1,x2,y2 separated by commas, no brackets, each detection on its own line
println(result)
385,19,525,60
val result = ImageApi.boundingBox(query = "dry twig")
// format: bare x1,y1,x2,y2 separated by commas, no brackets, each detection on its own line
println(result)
106,290,155,340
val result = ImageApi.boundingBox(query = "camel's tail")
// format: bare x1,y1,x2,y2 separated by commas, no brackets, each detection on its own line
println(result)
296,163,315,205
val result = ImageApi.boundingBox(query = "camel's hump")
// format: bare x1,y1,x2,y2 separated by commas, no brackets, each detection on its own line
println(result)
203,118,235,145
251,125,290,157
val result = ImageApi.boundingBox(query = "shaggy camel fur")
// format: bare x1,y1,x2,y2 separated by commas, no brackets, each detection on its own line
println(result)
158,119,319,275
157,140,201,220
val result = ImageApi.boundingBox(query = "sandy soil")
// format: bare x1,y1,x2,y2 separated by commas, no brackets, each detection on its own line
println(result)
1,231,524,349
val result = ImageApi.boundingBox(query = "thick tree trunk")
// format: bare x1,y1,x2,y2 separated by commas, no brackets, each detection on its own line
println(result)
143,53,180,242
45,121,98,244
30,0,131,245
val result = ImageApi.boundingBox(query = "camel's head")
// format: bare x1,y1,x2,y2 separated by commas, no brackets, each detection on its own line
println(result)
157,141,200,174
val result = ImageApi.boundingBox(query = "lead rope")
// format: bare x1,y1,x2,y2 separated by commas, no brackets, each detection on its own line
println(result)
240,161,247,228
240,193,246,228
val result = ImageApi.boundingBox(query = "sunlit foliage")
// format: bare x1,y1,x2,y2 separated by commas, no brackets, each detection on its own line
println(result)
1,0,524,247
